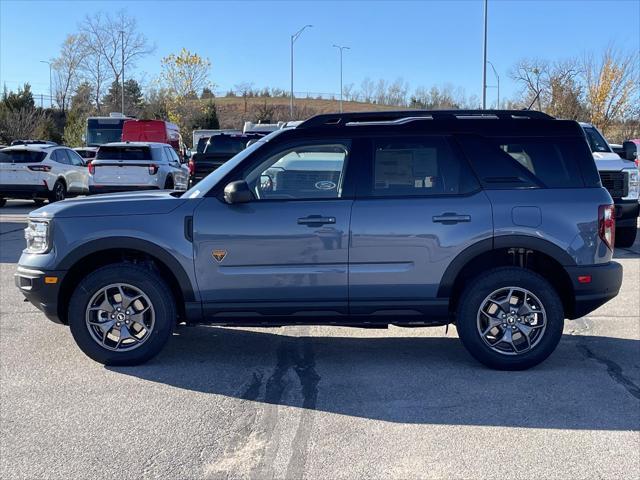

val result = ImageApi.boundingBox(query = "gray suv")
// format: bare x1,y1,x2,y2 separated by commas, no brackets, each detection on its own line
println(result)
15,110,623,370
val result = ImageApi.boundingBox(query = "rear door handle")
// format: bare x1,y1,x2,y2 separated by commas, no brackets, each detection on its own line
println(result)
297,215,336,226
432,213,471,224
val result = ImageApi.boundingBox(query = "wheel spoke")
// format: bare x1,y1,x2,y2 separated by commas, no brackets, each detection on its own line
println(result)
89,294,115,314
496,327,515,351
481,316,503,336
115,325,138,349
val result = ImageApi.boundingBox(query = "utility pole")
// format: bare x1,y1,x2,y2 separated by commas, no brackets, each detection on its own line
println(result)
487,60,500,109
290,24,312,119
120,30,125,115
39,60,52,108
482,0,488,109
333,44,350,113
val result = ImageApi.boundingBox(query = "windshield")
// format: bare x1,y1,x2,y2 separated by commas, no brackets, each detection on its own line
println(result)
96,146,152,160
86,118,127,146
0,150,47,163
583,126,611,153
181,129,287,198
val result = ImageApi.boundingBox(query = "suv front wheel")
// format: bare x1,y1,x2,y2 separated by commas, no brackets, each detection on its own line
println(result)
456,267,564,370
68,263,176,365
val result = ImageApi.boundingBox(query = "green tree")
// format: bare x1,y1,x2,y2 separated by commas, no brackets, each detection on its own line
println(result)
62,109,87,147
2,83,35,111
193,101,220,130
160,48,211,98
102,79,145,116
200,87,214,99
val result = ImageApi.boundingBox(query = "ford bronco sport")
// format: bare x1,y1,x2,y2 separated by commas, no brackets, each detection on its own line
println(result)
16,110,623,370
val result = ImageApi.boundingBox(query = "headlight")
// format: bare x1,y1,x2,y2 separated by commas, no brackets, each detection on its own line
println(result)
623,168,639,200
24,220,51,254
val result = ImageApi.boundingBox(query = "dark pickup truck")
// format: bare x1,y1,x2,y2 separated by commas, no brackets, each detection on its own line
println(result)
188,133,265,187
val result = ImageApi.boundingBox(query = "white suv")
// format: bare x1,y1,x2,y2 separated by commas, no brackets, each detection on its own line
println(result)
89,142,189,193
0,144,89,207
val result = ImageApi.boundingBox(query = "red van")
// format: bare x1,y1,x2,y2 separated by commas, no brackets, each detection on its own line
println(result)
121,120,184,155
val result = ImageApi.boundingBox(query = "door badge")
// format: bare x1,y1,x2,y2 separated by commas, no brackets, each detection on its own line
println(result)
212,249,227,262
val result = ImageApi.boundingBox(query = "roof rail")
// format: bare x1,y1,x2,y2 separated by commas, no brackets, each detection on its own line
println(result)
297,110,554,129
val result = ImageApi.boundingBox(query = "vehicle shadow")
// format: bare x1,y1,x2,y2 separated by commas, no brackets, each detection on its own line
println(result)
109,326,640,431
613,226,640,259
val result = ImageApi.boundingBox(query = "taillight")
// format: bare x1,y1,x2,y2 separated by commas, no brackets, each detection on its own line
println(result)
598,204,615,250
188,160,195,175
88,161,95,175
27,165,51,172
148,164,159,175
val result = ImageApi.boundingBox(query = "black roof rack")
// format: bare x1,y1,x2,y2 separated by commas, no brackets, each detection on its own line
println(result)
297,110,554,129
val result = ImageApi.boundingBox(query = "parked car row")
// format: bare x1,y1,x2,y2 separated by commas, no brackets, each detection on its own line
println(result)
0,141,189,206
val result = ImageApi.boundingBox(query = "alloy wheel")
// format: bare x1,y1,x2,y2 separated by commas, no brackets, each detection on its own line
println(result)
476,286,547,355
85,283,155,352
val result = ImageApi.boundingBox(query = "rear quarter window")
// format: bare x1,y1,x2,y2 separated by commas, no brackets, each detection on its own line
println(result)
457,136,597,189
96,146,152,161
0,150,47,163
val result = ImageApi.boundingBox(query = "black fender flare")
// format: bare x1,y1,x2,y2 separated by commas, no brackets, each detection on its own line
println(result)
57,236,196,301
438,235,576,298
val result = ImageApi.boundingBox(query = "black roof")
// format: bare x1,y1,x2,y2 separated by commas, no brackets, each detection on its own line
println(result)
295,110,583,137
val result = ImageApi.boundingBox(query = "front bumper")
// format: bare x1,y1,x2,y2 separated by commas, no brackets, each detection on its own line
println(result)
613,199,639,228
15,266,65,323
565,261,623,319
0,184,49,199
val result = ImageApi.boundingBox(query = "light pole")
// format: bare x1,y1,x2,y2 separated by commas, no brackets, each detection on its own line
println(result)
290,24,312,119
333,44,350,113
39,60,52,108
487,60,500,109
120,30,125,115
482,0,488,109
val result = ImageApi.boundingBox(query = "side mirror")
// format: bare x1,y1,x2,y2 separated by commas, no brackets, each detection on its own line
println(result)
224,180,254,204
622,141,638,162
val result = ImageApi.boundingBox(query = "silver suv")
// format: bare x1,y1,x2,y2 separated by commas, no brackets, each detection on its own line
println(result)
15,110,624,370
89,142,189,193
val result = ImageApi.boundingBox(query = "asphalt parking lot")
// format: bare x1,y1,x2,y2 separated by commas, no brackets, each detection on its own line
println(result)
1,199,638,480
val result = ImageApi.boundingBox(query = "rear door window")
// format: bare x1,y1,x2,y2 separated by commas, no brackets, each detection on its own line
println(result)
0,150,46,163
52,150,69,164
367,136,479,197
96,146,152,161
457,136,593,189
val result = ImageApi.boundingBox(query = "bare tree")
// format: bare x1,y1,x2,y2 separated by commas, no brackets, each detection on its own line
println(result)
234,82,254,113
0,108,49,143
360,77,375,103
582,46,639,135
510,58,550,110
79,10,154,92
52,34,87,113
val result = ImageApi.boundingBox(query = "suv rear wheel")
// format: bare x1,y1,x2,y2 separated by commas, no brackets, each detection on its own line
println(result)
456,267,564,370
49,180,66,202
615,226,637,248
68,263,176,365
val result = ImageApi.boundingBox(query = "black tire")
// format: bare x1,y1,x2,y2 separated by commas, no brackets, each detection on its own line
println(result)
615,226,637,249
33,198,46,206
49,180,66,202
456,267,564,370
0,198,6,208
164,176,174,190
68,263,176,366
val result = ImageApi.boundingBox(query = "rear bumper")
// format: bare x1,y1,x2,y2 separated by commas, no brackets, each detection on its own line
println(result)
15,266,65,323
566,261,623,319
613,199,639,228
89,185,159,194
0,184,49,199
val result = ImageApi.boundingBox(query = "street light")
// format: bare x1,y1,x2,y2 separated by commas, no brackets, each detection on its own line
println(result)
486,60,500,109
290,24,312,118
39,60,52,108
119,30,125,115
482,0,488,109
333,44,350,113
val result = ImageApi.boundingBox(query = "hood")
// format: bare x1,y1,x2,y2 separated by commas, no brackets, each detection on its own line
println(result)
594,155,638,172
29,191,188,219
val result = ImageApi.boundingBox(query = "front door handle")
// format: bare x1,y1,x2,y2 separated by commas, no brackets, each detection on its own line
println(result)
432,213,471,224
297,215,336,226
